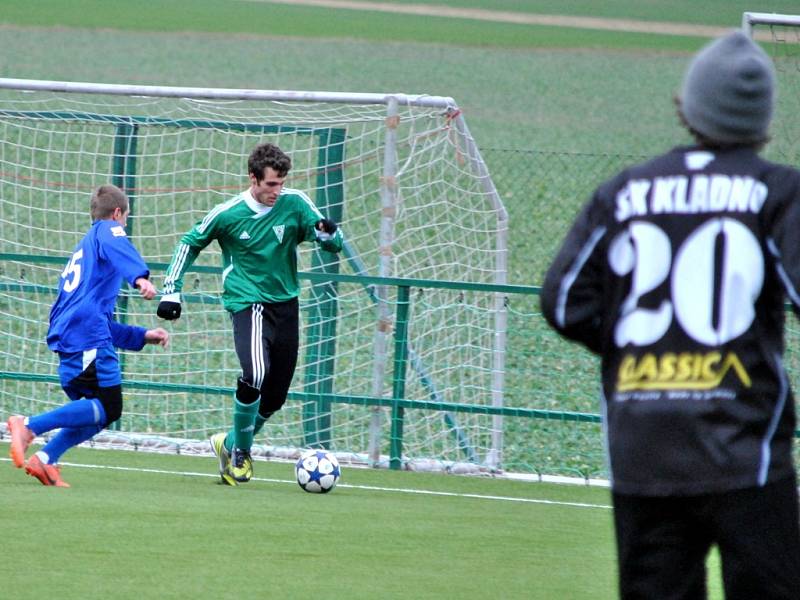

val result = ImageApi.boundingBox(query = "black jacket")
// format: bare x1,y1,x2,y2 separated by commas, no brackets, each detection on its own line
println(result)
541,145,800,496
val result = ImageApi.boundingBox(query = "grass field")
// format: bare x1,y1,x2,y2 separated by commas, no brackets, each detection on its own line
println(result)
0,443,618,600
1,0,798,46
0,2,794,597
0,0,751,51
1,2,796,156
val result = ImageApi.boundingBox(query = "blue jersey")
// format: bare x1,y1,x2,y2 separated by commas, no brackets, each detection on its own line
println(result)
47,220,150,353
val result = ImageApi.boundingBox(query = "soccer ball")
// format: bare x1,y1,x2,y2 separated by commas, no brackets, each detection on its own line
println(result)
295,449,340,493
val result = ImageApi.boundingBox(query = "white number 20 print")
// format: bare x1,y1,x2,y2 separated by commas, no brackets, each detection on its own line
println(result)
608,218,763,347
60,248,84,293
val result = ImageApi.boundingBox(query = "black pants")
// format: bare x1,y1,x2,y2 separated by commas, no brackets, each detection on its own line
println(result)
231,298,299,418
613,475,800,599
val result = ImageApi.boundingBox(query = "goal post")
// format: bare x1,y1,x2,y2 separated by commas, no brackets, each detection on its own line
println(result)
741,12,800,36
0,78,510,471
742,12,800,168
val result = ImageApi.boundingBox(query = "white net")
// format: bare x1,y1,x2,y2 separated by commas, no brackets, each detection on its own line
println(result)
747,13,800,167
0,82,509,472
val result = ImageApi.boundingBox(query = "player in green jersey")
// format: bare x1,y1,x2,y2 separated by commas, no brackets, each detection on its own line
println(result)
157,143,343,485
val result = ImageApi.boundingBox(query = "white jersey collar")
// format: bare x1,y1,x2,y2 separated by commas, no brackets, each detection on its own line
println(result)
243,189,273,217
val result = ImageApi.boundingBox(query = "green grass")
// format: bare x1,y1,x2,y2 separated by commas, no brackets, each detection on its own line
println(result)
0,444,618,600
0,26,694,153
2,0,798,46
0,0,798,600
0,444,732,599
320,0,800,26
0,0,739,52
0,5,794,596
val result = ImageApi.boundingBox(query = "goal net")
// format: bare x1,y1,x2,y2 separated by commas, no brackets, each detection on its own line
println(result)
744,12,800,167
0,79,510,472
742,12,800,470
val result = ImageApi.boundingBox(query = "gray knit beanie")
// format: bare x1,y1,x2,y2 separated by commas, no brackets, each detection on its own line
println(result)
680,30,776,144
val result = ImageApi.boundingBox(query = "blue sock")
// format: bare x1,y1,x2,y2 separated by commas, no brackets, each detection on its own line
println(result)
27,398,107,436
41,424,103,464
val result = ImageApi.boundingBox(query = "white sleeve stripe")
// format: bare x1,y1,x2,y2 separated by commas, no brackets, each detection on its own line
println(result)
556,226,606,329
163,243,191,293
221,262,234,283
166,243,190,282
285,187,324,219
599,389,613,488
197,196,241,234
766,238,800,308
758,351,788,486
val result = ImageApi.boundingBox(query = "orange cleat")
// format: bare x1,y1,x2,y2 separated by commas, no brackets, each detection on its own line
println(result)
25,454,70,488
7,415,34,468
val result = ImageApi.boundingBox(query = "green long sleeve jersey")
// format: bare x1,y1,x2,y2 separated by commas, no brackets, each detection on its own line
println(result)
163,188,343,313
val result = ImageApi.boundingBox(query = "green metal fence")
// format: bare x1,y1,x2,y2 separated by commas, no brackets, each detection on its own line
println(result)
3,115,800,480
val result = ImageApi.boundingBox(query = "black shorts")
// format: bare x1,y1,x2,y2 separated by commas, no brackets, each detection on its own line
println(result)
613,475,800,599
231,298,299,415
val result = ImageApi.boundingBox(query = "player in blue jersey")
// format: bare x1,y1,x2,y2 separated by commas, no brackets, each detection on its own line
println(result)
6,184,169,487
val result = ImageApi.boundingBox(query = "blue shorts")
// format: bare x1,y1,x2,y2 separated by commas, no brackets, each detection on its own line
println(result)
58,344,121,401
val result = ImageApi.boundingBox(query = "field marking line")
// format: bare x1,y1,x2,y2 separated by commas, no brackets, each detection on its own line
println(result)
237,0,731,38
0,456,611,509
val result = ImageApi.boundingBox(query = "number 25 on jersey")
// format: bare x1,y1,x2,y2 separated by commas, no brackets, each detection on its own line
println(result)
61,249,83,293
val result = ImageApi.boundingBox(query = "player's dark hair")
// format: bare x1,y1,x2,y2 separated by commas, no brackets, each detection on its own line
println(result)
248,143,292,181
90,184,129,221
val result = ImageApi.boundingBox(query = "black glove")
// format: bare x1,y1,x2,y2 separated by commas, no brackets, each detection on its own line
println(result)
157,293,182,320
316,218,338,235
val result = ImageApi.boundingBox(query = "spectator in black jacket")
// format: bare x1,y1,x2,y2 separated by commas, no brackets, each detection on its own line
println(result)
541,30,800,599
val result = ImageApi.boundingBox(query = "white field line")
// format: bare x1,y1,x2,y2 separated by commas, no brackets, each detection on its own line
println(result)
0,456,612,510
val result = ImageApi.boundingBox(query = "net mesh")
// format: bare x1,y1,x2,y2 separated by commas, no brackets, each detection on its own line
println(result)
758,18,800,168
0,84,511,472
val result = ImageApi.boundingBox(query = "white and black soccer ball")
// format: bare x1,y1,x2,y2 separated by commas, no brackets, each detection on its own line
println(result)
295,449,341,493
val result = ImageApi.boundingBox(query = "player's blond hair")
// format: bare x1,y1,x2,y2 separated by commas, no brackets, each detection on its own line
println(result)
90,184,129,221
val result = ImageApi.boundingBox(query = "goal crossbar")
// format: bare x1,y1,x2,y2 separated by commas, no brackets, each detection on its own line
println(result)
0,77,457,109
742,12,800,35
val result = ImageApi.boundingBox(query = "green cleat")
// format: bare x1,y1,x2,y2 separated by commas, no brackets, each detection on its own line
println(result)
209,433,237,486
230,447,253,483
